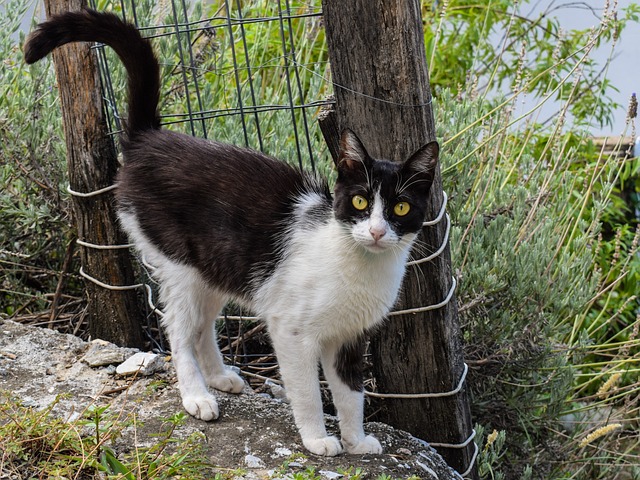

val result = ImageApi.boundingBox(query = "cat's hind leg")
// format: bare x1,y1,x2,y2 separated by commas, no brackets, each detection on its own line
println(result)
195,300,245,394
158,263,228,421
320,337,382,454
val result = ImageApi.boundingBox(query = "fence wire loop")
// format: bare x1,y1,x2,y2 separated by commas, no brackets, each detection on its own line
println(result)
76,239,134,250
418,431,479,479
67,183,118,198
388,276,457,317
79,266,144,291
365,362,468,400
423,191,448,227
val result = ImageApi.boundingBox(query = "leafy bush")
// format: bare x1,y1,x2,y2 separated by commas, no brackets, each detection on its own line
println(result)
0,0,72,317
425,2,640,478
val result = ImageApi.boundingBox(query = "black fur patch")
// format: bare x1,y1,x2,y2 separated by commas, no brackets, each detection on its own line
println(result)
117,130,332,298
335,335,366,392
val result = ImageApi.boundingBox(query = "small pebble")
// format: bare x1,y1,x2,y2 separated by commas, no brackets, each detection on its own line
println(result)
319,471,343,479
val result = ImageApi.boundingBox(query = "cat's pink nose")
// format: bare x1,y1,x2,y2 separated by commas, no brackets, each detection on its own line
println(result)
369,226,387,242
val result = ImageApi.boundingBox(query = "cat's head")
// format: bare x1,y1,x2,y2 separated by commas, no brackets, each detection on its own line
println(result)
333,129,439,253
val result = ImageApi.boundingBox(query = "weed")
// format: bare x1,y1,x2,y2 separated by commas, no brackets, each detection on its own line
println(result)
0,393,217,478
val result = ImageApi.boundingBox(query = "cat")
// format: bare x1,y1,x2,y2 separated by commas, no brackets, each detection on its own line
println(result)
24,9,439,456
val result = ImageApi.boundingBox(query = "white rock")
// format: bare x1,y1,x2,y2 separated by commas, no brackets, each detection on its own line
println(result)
265,378,289,403
273,447,292,457
244,454,266,468
115,352,163,376
319,471,343,479
82,340,129,367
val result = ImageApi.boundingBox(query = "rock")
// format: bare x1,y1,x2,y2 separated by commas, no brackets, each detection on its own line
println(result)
244,454,266,468
115,352,164,376
265,378,289,403
0,319,463,480
319,471,343,479
82,339,131,367
273,446,293,457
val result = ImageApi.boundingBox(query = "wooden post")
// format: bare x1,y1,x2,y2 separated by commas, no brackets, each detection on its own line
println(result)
41,0,145,348
320,1,477,476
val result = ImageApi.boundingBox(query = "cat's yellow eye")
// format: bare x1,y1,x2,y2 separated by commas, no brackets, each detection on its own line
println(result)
352,195,368,211
394,202,411,216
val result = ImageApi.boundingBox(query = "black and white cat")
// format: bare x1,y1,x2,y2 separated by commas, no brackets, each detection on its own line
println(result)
24,9,438,456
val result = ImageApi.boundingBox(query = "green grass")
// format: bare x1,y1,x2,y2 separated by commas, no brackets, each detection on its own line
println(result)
0,394,215,478
0,394,422,480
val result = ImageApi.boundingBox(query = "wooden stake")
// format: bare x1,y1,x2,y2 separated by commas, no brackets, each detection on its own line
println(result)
40,0,144,347
320,0,477,476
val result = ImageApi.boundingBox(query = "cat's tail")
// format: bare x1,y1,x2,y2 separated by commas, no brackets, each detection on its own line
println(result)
23,8,160,137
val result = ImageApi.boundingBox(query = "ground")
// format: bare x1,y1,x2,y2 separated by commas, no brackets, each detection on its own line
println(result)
0,319,461,479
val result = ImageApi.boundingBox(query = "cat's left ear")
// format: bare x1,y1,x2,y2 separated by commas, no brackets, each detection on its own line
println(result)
402,141,439,190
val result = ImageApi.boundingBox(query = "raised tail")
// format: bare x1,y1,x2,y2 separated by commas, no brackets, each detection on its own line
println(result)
23,8,160,136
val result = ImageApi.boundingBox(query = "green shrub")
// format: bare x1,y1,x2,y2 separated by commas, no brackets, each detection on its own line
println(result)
0,0,71,317
416,3,639,476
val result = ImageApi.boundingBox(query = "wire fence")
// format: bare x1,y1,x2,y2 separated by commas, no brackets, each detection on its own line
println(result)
87,0,334,388
92,0,332,170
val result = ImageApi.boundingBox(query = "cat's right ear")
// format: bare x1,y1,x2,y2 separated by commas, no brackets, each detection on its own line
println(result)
336,129,371,173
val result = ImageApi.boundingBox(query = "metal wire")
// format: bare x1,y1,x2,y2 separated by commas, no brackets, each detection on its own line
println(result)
94,2,325,157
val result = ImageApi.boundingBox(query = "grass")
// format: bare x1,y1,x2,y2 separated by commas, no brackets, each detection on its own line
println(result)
0,393,425,480
0,393,218,479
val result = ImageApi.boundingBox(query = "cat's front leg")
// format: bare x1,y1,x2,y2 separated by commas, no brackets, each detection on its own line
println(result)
321,338,383,455
270,325,343,456
166,323,220,421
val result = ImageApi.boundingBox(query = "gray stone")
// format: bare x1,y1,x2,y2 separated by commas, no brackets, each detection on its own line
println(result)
82,339,129,367
265,378,289,403
319,471,343,479
244,454,266,468
0,319,462,480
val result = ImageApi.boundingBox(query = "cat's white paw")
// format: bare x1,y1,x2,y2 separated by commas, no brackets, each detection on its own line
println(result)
207,368,245,394
344,435,383,454
303,436,343,456
182,394,219,421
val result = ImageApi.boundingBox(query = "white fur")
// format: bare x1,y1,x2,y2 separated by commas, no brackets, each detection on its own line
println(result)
118,190,416,456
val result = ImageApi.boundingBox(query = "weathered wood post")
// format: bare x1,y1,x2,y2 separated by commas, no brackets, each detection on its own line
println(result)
320,1,477,476
38,0,145,347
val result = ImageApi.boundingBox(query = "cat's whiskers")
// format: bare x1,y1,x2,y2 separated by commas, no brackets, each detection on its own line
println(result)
360,160,373,191
396,171,431,196
394,171,403,197
407,239,440,274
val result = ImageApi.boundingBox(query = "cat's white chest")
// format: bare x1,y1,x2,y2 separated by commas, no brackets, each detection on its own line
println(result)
253,219,410,342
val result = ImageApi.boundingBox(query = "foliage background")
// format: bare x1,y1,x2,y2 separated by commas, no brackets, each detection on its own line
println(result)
1,0,639,478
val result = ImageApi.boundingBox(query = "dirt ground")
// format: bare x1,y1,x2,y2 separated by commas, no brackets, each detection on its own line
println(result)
0,319,461,479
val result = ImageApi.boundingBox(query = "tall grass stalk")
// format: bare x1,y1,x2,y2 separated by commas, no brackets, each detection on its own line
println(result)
430,2,639,478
